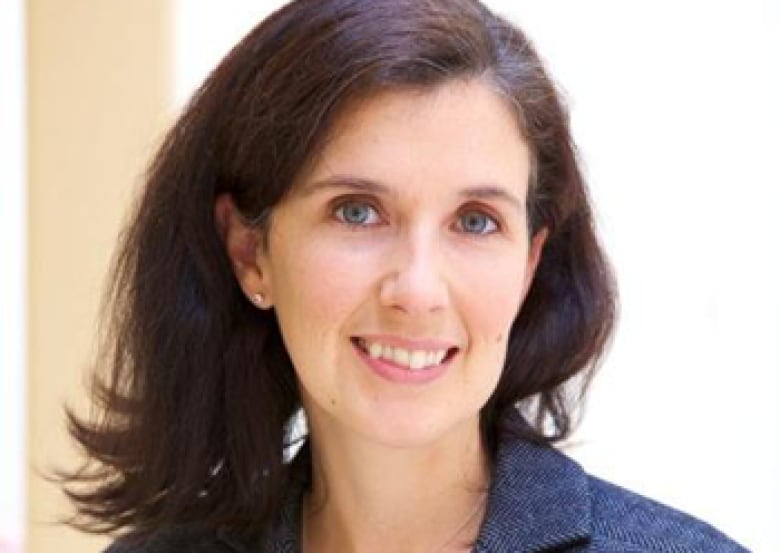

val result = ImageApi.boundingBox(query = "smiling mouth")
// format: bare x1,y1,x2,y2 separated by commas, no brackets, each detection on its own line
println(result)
350,337,459,371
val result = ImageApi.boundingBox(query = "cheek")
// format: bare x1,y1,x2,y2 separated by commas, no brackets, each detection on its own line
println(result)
292,242,373,315
272,239,380,409
272,239,375,352
456,251,529,358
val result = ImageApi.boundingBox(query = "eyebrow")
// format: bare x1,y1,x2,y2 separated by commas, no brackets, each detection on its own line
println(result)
300,175,394,198
299,175,525,213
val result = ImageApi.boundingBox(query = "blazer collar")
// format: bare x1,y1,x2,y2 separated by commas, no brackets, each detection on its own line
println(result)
473,437,592,552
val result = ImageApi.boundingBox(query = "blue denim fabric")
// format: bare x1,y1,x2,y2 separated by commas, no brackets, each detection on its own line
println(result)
106,437,749,552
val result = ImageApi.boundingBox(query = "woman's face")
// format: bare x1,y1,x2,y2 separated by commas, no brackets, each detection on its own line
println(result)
256,79,545,448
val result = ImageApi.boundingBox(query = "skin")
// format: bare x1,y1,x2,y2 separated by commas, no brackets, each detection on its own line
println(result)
218,78,546,552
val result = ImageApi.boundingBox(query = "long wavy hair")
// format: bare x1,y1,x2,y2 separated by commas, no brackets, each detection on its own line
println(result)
61,0,616,540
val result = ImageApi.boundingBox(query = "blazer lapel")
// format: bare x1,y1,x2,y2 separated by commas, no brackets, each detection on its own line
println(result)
473,438,592,552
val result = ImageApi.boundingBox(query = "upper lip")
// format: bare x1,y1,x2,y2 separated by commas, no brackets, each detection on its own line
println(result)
353,334,459,352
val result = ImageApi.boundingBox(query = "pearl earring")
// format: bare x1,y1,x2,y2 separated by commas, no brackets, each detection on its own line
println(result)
250,292,266,308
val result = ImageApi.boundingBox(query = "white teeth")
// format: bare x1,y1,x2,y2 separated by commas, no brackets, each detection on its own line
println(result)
409,351,427,371
392,347,409,366
357,338,451,371
369,342,383,359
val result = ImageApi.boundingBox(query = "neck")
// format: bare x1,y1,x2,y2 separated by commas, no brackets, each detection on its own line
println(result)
301,416,490,553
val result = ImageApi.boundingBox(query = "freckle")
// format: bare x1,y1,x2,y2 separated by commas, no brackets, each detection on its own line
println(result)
330,398,336,406
496,333,503,343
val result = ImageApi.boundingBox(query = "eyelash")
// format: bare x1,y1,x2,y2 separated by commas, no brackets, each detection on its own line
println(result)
330,197,502,236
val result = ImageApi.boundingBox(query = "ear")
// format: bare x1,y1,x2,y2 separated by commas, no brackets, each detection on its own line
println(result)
521,227,548,296
214,193,271,307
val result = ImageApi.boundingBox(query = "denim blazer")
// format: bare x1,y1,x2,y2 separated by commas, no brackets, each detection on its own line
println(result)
107,438,748,552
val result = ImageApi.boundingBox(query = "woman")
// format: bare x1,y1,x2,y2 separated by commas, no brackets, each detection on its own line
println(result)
62,0,747,551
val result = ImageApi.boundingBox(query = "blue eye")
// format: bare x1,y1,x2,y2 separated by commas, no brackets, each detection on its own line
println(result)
334,200,381,226
458,210,498,235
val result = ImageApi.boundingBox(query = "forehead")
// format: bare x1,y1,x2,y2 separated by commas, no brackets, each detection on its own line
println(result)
296,79,532,199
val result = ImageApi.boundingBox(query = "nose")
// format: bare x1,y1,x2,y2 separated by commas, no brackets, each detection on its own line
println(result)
379,228,450,315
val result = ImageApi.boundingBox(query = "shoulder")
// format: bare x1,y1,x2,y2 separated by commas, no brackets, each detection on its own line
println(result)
586,475,747,552
479,437,748,552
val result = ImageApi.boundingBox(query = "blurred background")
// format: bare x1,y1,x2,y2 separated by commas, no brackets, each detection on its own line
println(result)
1,1,778,552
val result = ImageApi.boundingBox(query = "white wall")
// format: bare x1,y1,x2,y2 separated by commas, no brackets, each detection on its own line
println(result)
501,4,779,552
0,0,27,552
175,1,779,550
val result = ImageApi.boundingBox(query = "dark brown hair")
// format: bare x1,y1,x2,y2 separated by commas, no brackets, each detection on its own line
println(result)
62,0,616,540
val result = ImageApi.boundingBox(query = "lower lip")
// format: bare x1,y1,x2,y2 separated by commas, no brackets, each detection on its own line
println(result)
352,341,453,384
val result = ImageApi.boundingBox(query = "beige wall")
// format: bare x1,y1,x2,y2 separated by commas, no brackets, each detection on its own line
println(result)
26,2,173,552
